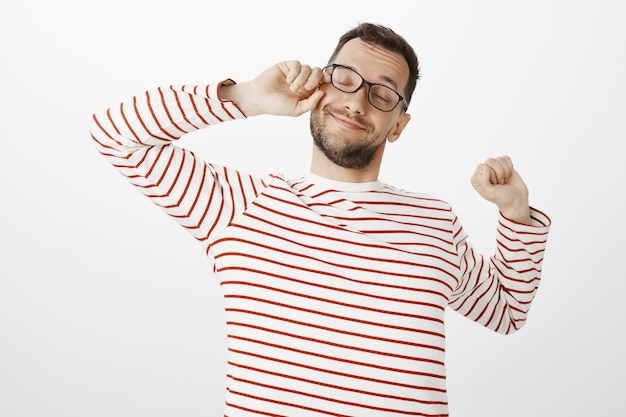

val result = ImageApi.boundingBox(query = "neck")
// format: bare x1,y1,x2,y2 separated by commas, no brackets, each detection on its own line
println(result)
310,144,383,183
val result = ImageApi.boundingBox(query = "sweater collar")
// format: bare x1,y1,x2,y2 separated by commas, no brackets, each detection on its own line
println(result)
305,173,384,192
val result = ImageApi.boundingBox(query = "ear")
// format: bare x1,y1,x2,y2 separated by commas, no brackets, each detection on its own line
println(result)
387,112,411,143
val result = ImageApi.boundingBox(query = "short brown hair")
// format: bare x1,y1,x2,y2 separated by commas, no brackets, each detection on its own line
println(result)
328,23,420,106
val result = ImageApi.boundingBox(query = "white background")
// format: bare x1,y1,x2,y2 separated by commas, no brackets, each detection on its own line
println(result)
1,1,624,416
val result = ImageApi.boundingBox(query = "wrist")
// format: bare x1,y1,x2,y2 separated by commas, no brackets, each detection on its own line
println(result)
499,202,532,225
219,81,260,117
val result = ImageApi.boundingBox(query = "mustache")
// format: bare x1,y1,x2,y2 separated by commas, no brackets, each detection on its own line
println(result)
323,105,370,130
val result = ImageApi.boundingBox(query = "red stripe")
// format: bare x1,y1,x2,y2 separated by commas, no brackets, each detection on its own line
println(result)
227,309,444,357
224,401,295,417
228,363,430,404
220,275,445,312
230,341,444,379
156,87,189,134
229,368,447,405
229,219,458,286
226,391,352,417
199,84,225,122
92,113,122,145
227,293,442,329
223,285,441,323
132,95,171,142
223,167,237,225
144,90,180,140
216,244,449,299
227,377,444,416
119,101,144,144
227,354,447,392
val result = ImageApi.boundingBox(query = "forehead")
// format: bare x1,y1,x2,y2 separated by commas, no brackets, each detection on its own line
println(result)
334,38,409,91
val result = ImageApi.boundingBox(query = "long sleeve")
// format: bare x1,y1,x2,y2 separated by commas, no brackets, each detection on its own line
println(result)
89,82,269,253
449,208,551,334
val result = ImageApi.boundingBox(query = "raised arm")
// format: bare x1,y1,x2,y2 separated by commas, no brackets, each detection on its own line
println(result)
449,156,551,333
89,82,266,252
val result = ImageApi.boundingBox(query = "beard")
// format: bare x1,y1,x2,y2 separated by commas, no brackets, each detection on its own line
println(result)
309,106,387,170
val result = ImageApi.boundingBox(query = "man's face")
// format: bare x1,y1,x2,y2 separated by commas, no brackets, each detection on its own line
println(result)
310,38,411,170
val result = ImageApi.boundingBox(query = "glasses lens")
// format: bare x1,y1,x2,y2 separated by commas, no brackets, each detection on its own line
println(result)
369,85,398,112
331,66,360,93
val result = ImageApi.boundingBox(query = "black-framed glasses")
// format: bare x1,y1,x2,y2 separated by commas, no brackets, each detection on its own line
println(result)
323,63,408,112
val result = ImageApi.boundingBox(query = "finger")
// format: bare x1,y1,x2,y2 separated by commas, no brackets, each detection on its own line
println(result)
303,67,324,90
295,89,325,114
484,155,512,184
485,163,499,185
498,155,513,179
283,60,302,84
289,64,313,92
478,157,500,184
321,67,332,84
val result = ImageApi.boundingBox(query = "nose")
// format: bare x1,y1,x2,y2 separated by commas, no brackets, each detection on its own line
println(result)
341,84,369,114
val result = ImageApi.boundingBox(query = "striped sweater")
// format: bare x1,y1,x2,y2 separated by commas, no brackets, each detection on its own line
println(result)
90,81,550,416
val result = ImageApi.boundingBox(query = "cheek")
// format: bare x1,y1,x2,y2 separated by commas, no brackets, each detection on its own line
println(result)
373,117,395,135
319,84,340,104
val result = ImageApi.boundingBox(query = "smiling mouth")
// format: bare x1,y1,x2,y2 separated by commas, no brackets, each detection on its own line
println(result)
328,110,367,131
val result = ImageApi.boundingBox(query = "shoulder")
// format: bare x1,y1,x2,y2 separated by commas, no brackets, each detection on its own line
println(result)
379,183,452,211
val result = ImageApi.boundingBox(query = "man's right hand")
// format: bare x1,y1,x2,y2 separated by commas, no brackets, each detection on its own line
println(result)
220,61,326,117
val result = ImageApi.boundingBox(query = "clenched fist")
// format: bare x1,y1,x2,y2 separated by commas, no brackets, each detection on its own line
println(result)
471,155,532,225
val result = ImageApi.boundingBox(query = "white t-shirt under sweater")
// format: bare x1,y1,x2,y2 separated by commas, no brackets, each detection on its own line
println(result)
90,82,551,416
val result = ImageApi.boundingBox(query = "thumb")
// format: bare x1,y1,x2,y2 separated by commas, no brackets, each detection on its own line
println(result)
294,89,325,115
471,163,496,202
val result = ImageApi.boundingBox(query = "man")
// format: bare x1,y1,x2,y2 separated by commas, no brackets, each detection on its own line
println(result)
91,23,550,417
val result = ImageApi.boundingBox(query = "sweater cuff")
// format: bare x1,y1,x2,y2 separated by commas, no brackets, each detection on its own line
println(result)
498,207,551,243
216,79,247,119
497,207,550,264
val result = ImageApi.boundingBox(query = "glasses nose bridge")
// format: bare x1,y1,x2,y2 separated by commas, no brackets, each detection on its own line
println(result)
329,65,383,110
346,77,372,112
353,73,373,94
350,73,375,105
